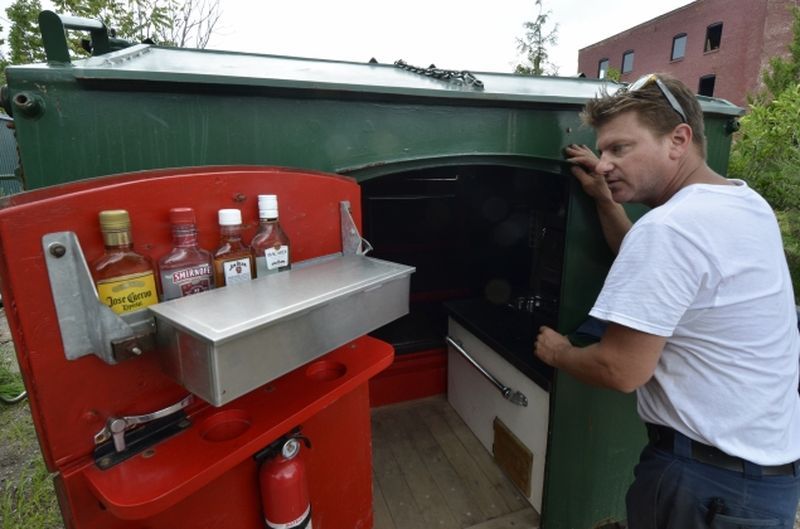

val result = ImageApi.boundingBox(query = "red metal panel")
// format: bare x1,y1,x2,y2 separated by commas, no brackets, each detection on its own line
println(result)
369,348,447,407
0,166,386,528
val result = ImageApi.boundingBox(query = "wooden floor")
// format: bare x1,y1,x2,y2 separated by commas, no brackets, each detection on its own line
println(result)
371,395,540,529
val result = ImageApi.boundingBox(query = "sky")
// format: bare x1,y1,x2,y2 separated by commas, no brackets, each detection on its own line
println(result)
0,0,694,75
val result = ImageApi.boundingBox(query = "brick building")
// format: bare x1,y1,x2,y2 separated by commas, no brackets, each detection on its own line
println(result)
577,0,799,106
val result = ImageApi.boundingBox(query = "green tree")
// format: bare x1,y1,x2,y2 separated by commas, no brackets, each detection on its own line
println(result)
514,0,559,76
605,66,621,83
6,0,45,65
729,4,800,301
729,83,800,210
51,0,220,48
760,6,800,102
5,0,220,66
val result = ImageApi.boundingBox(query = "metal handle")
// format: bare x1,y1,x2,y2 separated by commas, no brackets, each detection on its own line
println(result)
94,394,194,452
446,336,528,407
39,10,111,63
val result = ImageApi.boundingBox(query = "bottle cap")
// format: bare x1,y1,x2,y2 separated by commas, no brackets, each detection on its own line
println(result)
258,194,278,208
98,210,130,232
169,207,196,225
218,209,242,226
258,195,279,219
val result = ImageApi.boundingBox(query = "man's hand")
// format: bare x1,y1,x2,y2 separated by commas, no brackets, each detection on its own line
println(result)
534,322,666,393
535,325,571,367
565,143,631,253
565,144,614,204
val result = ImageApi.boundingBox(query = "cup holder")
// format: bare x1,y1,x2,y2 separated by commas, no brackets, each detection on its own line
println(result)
200,409,251,442
305,360,347,382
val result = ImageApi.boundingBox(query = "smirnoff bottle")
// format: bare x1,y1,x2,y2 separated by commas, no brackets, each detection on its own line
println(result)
158,208,214,301
92,210,159,315
251,195,291,277
213,208,254,287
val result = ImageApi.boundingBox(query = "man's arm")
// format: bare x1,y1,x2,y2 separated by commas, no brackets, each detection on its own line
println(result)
565,144,632,254
534,323,665,393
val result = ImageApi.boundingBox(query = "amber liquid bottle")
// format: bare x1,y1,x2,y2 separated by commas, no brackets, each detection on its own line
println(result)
91,210,159,315
213,208,254,286
158,207,214,300
251,194,291,277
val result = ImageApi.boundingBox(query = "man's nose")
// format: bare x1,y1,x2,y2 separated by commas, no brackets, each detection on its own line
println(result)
595,156,612,175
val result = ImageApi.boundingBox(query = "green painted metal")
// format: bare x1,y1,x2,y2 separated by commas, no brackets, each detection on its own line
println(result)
38,10,111,63
3,36,744,529
5,43,742,190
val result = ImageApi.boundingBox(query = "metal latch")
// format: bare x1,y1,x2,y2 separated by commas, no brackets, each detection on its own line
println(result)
94,394,194,453
42,231,157,365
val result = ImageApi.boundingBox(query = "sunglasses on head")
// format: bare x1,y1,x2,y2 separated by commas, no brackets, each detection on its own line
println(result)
625,73,688,124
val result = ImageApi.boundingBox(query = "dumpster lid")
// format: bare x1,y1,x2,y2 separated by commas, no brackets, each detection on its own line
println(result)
19,44,744,115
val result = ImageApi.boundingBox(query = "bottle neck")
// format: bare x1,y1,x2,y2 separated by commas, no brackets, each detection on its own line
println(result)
172,225,199,247
102,230,133,249
258,217,278,224
219,225,242,240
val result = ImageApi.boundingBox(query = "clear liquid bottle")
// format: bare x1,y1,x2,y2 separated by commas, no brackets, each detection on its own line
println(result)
213,208,254,286
158,207,214,300
251,194,291,277
91,209,159,314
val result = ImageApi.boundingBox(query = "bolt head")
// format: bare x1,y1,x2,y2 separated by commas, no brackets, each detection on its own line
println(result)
48,243,66,258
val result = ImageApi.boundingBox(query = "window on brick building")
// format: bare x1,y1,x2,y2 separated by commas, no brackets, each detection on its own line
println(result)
672,33,687,60
705,23,723,52
698,75,716,96
622,50,634,73
598,58,609,79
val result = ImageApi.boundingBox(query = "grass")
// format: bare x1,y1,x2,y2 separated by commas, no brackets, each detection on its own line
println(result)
0,457,61,529
0,359,24,401
0,349,62,529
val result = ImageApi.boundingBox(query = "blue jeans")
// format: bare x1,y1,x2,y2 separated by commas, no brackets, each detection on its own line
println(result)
626,438,800,528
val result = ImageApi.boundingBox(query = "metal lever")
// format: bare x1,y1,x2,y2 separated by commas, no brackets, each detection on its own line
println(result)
94,395,194,452
446,336,528,407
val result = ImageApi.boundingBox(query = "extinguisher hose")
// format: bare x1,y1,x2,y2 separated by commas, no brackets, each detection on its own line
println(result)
0,390,27,404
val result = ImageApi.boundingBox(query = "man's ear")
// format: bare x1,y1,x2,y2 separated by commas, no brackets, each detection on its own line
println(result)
667,123,693,159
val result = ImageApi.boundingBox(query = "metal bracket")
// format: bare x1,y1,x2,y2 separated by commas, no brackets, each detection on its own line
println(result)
42,231,156,365
340,201,372,256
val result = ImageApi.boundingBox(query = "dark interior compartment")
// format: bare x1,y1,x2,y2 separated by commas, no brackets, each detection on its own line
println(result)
363,164,568,363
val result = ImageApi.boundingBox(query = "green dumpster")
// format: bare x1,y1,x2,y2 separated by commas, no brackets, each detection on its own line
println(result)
2,11,744,529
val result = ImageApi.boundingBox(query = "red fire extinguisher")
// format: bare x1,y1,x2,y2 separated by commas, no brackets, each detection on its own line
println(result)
255,429,313,529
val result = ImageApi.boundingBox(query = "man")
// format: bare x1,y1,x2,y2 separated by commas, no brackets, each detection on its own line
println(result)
535,73,800,527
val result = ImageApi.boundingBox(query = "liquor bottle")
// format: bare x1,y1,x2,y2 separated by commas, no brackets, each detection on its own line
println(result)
213,208,254,286
158,207,214,300
92,209,159,315
251,195,291,277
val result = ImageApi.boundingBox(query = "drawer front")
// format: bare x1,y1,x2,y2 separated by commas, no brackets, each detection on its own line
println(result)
447,318,549,511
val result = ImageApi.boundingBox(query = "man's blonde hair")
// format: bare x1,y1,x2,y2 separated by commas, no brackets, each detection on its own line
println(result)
582,74,706,158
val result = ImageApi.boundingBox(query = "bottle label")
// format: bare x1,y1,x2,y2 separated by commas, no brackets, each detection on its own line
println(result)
160,264,213,300
256,245,290,276
222,258,252,285
96,272,158,314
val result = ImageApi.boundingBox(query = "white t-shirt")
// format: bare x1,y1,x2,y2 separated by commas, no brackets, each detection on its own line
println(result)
590,180,800,465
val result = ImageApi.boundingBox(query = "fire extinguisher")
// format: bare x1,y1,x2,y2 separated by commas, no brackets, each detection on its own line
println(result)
255,428,313,529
